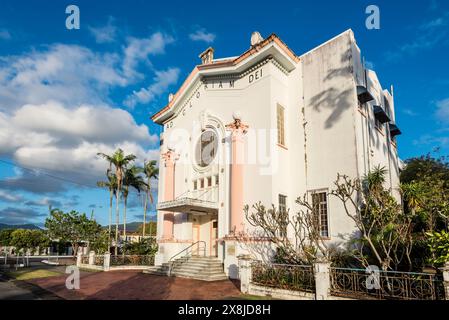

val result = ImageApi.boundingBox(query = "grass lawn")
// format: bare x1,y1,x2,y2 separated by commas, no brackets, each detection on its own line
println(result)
7,269,62,281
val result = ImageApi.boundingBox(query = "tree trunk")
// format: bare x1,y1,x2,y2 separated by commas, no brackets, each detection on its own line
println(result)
115,187,120,256
143,189,148,238
108,190,113,254
123,192,128,256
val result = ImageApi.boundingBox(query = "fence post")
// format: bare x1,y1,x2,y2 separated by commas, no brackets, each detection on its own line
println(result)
76,252,82,267
88,251,95,265
238,255,252,294
442,262,449,300
313,262,330,300
104,253,111,272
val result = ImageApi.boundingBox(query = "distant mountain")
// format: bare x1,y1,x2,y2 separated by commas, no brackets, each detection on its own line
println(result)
0,223,42,230
102,217,157,233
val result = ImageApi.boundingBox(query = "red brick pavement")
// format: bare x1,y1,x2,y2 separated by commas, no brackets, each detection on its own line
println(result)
28,271,242,300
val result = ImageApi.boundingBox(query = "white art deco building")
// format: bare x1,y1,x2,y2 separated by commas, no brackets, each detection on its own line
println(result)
151,29,402,279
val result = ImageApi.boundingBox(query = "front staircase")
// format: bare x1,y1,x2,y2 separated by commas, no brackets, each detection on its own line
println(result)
144,256,228,281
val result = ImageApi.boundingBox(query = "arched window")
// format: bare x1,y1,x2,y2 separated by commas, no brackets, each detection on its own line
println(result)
195,130,218,167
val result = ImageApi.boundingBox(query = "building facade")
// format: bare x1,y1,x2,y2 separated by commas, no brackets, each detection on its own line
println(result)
151,30,402,278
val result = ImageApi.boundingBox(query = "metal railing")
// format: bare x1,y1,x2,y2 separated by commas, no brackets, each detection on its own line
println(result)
330,267,446,300
251,262,315,293
81,255,90,265
94,255,104,266
168,241,206,276
110,255,155,266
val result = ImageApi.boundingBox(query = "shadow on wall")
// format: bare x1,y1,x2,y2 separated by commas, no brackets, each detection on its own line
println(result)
306,48,354,129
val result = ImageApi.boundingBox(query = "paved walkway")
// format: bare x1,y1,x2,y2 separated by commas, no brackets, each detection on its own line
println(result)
28,271,242,300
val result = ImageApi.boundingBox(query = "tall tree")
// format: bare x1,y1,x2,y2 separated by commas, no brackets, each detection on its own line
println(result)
97,169,117,253
97,148,136,255
142,160,159,238
122,165,145,242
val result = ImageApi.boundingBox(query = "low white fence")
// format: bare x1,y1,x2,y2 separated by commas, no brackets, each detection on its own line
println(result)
77,252,155,272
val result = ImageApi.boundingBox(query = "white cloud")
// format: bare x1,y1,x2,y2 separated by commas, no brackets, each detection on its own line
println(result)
189,28,216,43
0,29,11,40
123,32,174,79
436,98,449,123
124,68,180,108
0,102,159,192
0,189,23,202
88,17,117,44
0,44,128,111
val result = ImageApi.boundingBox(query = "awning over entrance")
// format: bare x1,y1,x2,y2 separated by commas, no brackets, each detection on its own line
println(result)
157,197,218,215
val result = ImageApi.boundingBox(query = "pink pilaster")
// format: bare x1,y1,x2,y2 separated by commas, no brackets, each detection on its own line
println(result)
161,149,178,239
226,116,249,234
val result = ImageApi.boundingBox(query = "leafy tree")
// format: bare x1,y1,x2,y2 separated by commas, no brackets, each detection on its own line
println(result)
142,160,159,237
97,148,137,255
330,166,412,271
426,230,449,266
400,154,449,232
10,229,50,254
45,209,104,256
0,229,14,246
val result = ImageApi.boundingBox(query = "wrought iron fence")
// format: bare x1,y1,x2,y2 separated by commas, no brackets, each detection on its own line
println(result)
81,255,90,265
94,255,104,266
330,267,446,300
110,255,155,266
251,262,315,293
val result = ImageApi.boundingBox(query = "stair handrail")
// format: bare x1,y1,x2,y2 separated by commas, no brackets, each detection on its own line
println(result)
168,241,206,276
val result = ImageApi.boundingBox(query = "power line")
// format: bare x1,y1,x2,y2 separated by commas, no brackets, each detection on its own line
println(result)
0,158,151,195
0,158,97,189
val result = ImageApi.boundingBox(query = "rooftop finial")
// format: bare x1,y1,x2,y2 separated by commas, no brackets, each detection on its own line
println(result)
250,31,264,47
199,47,214,65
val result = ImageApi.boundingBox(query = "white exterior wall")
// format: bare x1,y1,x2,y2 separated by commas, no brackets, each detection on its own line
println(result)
153,29,401,271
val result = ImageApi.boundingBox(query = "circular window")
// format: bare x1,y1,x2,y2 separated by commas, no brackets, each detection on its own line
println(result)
195,130,218,168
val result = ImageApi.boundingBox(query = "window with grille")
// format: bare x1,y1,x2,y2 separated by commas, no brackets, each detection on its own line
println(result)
277,104,285,146
215,174,219,186
193,180,198,190
312,192,329,238
207,176,212,187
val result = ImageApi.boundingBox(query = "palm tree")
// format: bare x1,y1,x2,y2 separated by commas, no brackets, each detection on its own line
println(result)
97,170,117,253
97,149,137,255
122,165,145,243
142,160,159,237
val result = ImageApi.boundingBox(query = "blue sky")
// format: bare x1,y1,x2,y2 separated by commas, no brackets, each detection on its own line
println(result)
0,0,448,227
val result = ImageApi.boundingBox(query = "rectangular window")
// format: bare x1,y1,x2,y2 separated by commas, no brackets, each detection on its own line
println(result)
200,178,204,189
215,174,219,186
277,104,285,146
311,192,329,238
278,194,287,237
207,176,212,187
193,180,198,190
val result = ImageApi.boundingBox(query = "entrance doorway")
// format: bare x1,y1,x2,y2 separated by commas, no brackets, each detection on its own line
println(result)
210,219,218,257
